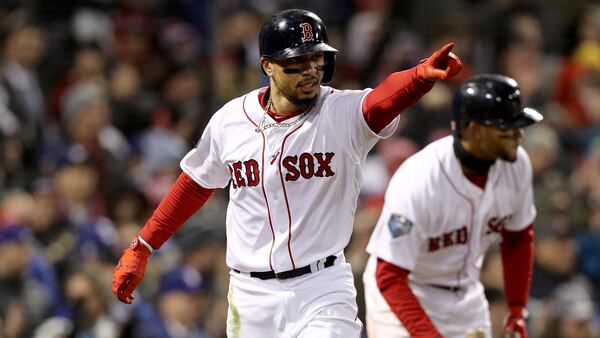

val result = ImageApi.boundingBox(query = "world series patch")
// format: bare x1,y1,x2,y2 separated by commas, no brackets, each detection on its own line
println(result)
388,213,413,238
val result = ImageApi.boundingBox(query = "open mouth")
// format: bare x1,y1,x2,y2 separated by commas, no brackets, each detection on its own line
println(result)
298,78,317,90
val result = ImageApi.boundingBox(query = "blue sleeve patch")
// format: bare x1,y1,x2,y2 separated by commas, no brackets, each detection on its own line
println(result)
388,213,413,238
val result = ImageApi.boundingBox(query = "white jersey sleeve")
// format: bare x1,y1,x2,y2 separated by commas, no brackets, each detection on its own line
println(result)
323,88,400,164
180,105,231,189
504,146,536,231
366,155,431,270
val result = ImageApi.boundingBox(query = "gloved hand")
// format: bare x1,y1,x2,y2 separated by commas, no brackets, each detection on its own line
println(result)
503,308,527,338
112,236,151,304
416,43,463,82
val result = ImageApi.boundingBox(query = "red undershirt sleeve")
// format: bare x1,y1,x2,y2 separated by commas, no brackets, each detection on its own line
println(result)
500,224,534,315
376,258,442,338
362,67,435,134
138,172,215,250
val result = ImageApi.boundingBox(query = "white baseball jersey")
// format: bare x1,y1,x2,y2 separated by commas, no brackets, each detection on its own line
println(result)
181,86,399,273
367,135,536,286
364,135,536,338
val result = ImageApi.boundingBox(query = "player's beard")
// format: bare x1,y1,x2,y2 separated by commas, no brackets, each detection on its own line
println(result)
273,76,319,112
496,138,521,162
499,149,518,162
288,94,318,111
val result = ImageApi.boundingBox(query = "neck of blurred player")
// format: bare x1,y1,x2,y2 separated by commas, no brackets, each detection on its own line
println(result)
454,136,495,175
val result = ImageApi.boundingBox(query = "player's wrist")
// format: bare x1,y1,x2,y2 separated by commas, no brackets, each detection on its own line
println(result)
508,305,528,318
137,235,154,253
131,235,153,256
415,62,436,83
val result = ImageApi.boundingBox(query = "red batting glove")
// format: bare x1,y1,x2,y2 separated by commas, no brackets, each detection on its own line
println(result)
503,308,527,338
416,43,463,82
112,236,151,304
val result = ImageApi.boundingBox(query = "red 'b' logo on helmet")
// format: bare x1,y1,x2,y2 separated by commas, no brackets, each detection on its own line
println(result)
299,23,314,43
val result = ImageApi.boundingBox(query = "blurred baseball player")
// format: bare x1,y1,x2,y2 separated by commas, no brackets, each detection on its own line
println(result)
363,74,543,338
112,8,462,337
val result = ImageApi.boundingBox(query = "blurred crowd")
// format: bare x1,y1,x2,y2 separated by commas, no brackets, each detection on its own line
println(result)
0,0,598,337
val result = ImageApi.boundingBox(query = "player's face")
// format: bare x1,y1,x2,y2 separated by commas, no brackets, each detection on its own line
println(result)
267,53,325,107
477,124,524,162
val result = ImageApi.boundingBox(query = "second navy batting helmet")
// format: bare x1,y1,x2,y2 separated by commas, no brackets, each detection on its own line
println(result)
452,74,543,135
259,9,338,82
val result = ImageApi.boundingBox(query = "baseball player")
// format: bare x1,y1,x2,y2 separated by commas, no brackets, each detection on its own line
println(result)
363,74,543,338
112,8,462,338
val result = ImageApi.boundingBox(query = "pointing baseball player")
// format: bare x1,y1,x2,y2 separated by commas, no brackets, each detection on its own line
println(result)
112,8,461,337
363,74,543,338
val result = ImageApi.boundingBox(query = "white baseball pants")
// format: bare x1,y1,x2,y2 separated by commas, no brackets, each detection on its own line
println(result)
226,259,363,338
363,258,491,338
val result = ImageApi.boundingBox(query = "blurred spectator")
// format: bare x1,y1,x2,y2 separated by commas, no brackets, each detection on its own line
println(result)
539,277,599,338
109,61,158,138
111,5,166,89
70,7,113,52
105,184,150,229
0,192,62,338
29,180,75,285
343,0,389,73
54,163,102,226
131,266,212,338
530,212,578,301
40,82,130,187
215,10,262,104
0,14,46,164
35,268,119,338
575,206,600,308
64,268,118,337
553,4,600,157
522,121,562,177
47,44,107,123
158,20,203,69
361,136,419,197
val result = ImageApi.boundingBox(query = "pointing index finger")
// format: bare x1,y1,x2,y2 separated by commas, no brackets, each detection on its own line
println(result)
438,42,455,58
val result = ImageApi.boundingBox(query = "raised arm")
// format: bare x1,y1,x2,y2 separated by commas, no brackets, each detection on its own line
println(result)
363,43,462,133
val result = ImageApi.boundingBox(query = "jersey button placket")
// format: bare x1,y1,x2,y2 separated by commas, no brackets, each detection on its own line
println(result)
263,142,292,271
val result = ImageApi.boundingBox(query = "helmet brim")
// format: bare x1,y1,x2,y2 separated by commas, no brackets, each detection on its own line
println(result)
481,107,543,128
268,43,338,60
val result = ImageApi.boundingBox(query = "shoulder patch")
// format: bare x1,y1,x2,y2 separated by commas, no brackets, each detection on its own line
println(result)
388,214,413,238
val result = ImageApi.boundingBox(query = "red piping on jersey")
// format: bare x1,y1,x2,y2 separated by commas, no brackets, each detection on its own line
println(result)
277,121,307,269
435,151,474,288
242,94,276,271
493,170,501,188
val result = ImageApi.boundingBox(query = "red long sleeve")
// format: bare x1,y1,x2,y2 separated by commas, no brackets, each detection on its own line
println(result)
138,172,215,249
376,259,442,338
362,68,435,133
500,224,534,315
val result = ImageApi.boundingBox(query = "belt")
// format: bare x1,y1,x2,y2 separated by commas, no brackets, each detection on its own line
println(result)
233,255,337,280
428,284,463,292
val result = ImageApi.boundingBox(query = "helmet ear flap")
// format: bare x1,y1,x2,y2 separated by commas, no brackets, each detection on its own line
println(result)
322,52,336,83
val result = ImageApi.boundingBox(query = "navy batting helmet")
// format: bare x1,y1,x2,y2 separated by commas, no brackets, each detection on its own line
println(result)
452,74,543,135
259,9,338,83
